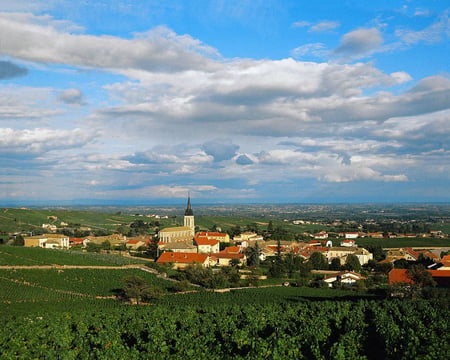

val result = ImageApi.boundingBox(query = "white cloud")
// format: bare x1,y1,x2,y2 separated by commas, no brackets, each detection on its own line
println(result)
309,21,340,32
0,128,96,154
291,20,310,28
291,43,327,59
395,11,449,45
334,28,384,59
58,88,86,106
0,13,220,73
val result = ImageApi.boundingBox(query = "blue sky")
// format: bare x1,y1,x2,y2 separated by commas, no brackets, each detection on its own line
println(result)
0,0,449,205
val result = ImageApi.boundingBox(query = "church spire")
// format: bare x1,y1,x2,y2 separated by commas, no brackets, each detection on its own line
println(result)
184,193,194,216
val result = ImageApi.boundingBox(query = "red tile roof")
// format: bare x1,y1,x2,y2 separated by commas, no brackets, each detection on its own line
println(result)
389,268,450,285
211,253,245,259
388,269,413,285
195,238,220,246
221,246,241,254
126,240,142,244
157,252,208,264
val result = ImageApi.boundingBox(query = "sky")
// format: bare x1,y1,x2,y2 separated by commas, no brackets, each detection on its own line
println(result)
0,0,449,205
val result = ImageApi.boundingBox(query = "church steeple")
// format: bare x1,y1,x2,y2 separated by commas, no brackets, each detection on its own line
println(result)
184,193,195,236
185,193,194,216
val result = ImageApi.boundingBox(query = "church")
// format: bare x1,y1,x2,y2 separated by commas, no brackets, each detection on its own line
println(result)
158,195,195,243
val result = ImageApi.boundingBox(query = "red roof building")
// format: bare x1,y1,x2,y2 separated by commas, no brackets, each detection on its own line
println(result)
156,252,209,269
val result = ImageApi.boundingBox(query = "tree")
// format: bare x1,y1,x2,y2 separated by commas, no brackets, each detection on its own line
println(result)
393,258,410,269
267,221,274,233
344,254,361,272
309,252,328,270
146,235,159,259
329,257,342,271
245,242,261,267
374,261,393,274
13,235,24,246
122,275,162,304
230,258,241,267
283,254,304,278
407,265,436,287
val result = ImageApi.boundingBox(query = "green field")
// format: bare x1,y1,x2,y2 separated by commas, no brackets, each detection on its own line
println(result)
0,208,160,234
0,245,448,359
0,246,148,266
1,298,448,359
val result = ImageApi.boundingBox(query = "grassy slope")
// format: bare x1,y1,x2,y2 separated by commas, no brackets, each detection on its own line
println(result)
0,208,140,233
0,246,147,266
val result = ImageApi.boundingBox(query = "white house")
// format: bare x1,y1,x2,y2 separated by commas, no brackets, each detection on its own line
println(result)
323,271,366,287
340,239,356,247
344,232,359,239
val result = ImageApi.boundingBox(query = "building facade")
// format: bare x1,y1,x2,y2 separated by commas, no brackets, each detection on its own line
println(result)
158,195,195,243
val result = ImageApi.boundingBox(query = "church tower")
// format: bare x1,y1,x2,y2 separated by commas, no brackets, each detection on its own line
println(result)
184,194,195,236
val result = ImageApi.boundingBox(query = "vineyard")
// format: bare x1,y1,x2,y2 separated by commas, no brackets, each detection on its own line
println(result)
0,299,448,359
1,246,449,359
0,246,147,266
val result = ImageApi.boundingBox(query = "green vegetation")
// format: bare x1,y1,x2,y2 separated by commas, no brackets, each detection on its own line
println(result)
1,299,448,359
0,246,148,266
0,244,449,359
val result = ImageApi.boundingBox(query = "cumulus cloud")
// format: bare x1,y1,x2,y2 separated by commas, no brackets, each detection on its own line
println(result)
0,60,28,79
0,128,97,155
0,13,220,73
236,154,254,165
201,140,239,162
334,28,383,59
58,88,85,105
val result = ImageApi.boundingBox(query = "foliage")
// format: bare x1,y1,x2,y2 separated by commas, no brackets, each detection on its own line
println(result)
344,254,361,272
406,265,437,287
1,298,448,359
309,251,328,270
245,242,260,267
122,275,163,304
0,246,147,266
330,257,342,271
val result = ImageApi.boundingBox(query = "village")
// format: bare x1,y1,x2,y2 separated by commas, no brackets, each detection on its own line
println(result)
19,197,450,290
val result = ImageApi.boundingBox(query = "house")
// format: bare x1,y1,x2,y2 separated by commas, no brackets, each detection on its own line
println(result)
313,231,328,239
126,240,146,250
194,237,220,254
388,268,450,287
221,246,242,254
367,232,384,238
24,234,70,249
42,223,57,232
340,239,356,247
156,252,209,269
344,232,359,239
158,241,197,254
233,232,263,243
196,231,230,243
69,238,90,247
323,271,366,288
353,248,374,265
210,253,246,267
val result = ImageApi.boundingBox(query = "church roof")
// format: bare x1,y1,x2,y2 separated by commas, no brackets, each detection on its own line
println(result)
159,226,192,233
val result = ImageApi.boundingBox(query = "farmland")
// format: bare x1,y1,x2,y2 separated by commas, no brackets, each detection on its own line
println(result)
0,246,147,266
0,246,449,358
